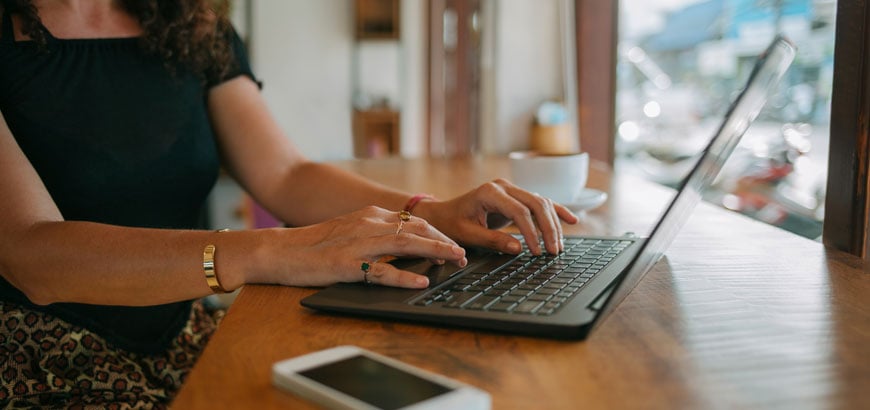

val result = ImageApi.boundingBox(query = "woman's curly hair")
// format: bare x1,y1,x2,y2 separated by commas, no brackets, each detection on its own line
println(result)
1,0,235,80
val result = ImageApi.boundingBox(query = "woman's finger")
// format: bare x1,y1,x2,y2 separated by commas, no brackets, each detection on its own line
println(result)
480,190,543,254
497,181,578,254
488,182,561,254
395,215,459,248
373,207,461,250
554,203,579,226
532,193,562,254
362,234,467,268
362,261,430,289
378,212,463,266
549,197,565,252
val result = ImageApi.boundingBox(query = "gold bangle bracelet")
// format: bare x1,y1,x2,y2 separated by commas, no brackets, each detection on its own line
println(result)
203,244,229,293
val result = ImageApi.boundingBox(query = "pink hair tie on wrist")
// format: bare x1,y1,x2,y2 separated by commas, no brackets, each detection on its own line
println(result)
404,193,435,214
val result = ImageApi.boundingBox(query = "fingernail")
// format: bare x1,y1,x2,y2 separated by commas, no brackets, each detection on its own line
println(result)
452,246,465,256
416,276,429,287
507,241,521,253
459,257,468,267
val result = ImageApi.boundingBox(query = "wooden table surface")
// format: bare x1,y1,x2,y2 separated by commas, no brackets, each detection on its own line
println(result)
174,157,869,409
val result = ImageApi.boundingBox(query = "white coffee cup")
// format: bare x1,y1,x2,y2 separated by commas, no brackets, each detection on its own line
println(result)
509,151,589,204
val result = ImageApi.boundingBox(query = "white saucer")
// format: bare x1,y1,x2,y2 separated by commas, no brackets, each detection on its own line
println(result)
562,189,608,212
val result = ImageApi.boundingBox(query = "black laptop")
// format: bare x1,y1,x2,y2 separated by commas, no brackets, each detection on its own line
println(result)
302,37,796,339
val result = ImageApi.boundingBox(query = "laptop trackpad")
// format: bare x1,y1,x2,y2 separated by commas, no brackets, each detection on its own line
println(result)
391,258,465,287
304,259,465,308
392,250,514,287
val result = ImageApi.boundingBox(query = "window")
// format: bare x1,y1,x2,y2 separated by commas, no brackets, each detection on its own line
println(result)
615,0,836,240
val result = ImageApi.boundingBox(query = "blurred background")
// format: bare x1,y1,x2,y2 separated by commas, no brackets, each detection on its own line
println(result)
616,0,833,240
214,0,833,242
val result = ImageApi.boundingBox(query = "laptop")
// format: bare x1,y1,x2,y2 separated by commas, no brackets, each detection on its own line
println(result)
302,37,796,339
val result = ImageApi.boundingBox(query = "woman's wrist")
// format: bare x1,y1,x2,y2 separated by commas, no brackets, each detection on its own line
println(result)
208,227,279,289
403,193,435,214
241,227,286,286
406,196,439,227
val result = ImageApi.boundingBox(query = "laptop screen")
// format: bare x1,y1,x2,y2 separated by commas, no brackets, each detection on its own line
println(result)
591,37,797,329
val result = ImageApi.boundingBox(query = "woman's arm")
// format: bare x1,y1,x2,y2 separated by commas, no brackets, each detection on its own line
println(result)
207,77,413,227
207,77,578,255
0,110,245,305
0,110,464,307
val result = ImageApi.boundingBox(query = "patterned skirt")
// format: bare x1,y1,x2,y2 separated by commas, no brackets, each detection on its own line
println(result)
0,300,223,409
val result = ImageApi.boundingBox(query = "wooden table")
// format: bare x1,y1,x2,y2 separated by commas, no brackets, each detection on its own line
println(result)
174,157,869,409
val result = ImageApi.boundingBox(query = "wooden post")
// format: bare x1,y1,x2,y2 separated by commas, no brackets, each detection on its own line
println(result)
575,0,618,166
824,0,870,258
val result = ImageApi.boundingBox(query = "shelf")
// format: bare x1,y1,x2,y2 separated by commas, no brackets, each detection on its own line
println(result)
355,0,401,40
352,109,400,158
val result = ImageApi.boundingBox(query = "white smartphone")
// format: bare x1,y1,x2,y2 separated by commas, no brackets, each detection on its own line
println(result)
272,345,490,410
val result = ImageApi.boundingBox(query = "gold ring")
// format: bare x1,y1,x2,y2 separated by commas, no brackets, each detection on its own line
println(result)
396,210,411,234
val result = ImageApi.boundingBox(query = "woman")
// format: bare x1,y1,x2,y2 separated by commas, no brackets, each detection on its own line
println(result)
0,0,577,407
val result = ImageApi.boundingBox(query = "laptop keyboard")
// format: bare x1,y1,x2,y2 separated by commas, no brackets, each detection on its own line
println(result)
412,238,631,316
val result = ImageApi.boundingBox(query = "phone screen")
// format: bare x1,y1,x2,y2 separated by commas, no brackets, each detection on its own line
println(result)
298,354,453,410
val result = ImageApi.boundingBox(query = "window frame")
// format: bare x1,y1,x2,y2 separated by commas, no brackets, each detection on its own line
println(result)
823,0,870,258
575,0,618,165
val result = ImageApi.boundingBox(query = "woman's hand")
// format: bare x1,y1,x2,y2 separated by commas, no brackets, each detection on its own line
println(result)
252,206,467,289
414,179,579,256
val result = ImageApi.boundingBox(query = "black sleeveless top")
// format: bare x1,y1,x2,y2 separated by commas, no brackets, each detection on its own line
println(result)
0,12,258,353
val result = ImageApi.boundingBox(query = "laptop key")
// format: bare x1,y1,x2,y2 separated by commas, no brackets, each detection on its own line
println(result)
464,295,499,310
484,288,509,298
526,294,551,303
414,298,434,306
470,253,517,274
510,289,534,297
449,282,472,292
489,301,516,312
538,288,559,296
492,283,515,292
538,308,557,316
501,295,524,304
468,284,488,293
542,284,564,293
513,300,545,314
443,292,479,308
